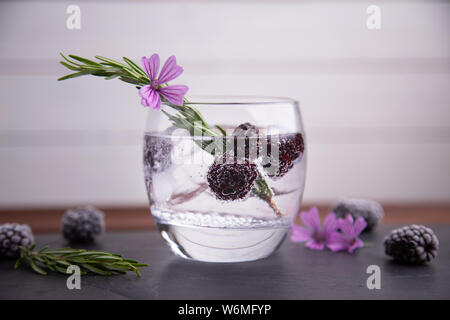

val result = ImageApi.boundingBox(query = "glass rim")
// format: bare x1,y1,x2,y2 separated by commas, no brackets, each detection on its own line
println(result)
168,95,297,106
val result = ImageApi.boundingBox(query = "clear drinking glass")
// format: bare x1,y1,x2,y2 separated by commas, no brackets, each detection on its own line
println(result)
143,96,306,262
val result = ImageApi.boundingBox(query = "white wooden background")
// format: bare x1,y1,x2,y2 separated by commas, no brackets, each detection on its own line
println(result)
0,0,449,208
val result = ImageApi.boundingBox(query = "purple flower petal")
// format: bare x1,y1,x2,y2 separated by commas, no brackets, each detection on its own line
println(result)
142,54,160,82
139,86,161,109
322,212,338,234
345,214,354,225
292,207,365,254
290,224,313,242
326,232,348,252
327,242,348,252
305,240,325,251
353,217,367,236
139,85,152,99
347,238,364,253
141,98,150,107
159,84,188,106
300,207,320,232
338,215,354,237
158,56,183,84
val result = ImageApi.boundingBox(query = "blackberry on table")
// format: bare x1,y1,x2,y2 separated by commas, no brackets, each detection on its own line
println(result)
384,225,439,265
262,133,304,179
231,122,261,161
207,155,258,201
61,206,105,244
332,198,384,233
0,223,34,258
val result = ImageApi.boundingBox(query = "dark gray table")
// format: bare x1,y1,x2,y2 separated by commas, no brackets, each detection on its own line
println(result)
1,226,449,300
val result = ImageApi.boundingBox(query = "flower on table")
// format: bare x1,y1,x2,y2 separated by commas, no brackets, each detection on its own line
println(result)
327,214,367,253
139,54,189,109
291,207,367,253
291,207,339,250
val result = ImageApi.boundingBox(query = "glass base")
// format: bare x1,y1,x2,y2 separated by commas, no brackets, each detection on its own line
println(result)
157,223,287,263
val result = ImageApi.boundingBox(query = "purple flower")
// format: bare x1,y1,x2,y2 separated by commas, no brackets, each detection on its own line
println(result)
290,207,340,250
139,54,189,109
327,214,367,253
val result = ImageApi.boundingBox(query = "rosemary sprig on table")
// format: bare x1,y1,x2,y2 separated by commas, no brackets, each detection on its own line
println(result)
15,245,148,276
58,53,281,217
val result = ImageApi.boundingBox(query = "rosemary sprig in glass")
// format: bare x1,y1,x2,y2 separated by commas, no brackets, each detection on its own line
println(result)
15,245,148,276
58,53,281,217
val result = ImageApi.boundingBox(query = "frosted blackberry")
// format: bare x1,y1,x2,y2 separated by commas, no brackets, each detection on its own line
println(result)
332,199,384,233
143,134,173,173
384,225,439,264
262,133,304,179
207,155,258,201
231,122,261,160
0,223,34,258
61,206,105,244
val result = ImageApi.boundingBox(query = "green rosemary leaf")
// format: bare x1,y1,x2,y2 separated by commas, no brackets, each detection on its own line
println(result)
65,251,110,257
104,74,119,80
95,55,126,68
33,255,47,265
14,257,23,269
78,64,103,71
60,52,81,67
191,107,212,128
80,264,112,276
65,257,91,264
109,261,132,266
38,245,49,253
121,68,142,79
123,57,147,77
215,125,227,136
118,76,141,85
90,256,123,262
58,71,91,81
54,260,71,267
54,265,69,274
122,258,138,263
44,262,56,272
30,259,47,275
92,70,116,78
19,246,28,255
174,105,197,119
131,263,149,267
60,61,80,71
253,175,274,199
106,263,133,270
42,256,56,266
68,54,101,66
44,249,84,255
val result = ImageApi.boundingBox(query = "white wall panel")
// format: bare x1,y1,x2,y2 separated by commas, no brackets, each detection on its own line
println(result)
1,74,449,131
0,2,448,60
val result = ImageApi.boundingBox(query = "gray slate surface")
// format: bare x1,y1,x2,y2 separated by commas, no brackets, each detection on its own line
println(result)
0,226,449,300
